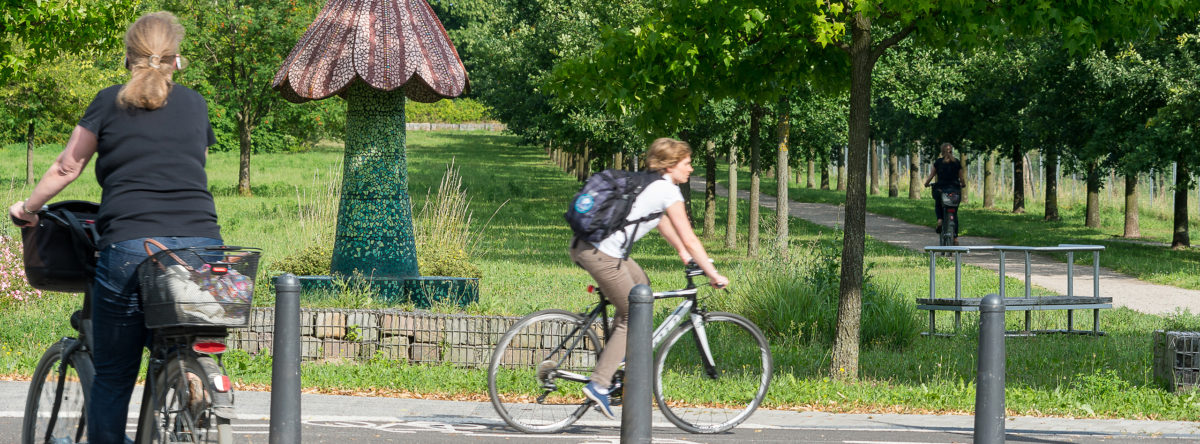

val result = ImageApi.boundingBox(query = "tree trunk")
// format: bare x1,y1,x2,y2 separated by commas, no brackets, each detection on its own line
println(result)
807,153,815,188
748,105,764,257
237,114,253,197
775,97,791,254
704,141,717,240
887,151,899,197
1011,144,1025,213
836,153,847,192
1085,163,1101,228
725,141,738,249
820,160,830,190
26,121,35,185
831,13,875,382
1044,149,1060,221
1173,160,1190,249
908,149,921,199
869,140,879,195
1123,173,1140,238
615,151,624,171
983,150,996,209
960,153,970,200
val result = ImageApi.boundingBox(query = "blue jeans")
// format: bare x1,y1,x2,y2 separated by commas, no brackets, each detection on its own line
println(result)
88,236,221,444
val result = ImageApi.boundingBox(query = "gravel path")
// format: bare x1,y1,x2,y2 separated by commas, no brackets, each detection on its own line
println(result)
691,178,1200,316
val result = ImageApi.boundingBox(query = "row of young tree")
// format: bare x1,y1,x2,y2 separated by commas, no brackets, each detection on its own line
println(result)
432,0,1200,378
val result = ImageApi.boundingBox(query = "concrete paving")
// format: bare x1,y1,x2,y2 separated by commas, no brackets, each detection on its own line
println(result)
690,178,1200,315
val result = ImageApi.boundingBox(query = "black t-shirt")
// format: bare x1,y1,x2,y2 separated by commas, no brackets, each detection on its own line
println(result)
78,84,221,248
933,158,962,188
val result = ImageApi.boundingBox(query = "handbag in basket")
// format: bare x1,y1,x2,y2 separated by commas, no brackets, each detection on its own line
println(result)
142,239,243,325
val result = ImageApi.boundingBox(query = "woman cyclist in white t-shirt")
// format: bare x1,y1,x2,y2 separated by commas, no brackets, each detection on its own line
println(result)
568,137,729,419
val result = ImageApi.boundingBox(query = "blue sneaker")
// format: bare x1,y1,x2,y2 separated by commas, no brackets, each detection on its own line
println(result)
583,381,616,419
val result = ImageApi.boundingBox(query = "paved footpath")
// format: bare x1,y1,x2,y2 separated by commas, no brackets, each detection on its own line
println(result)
691,178,1200,315
4,381,1199,442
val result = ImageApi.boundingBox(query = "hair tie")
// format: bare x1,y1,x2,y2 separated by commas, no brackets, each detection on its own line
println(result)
149,54,162,69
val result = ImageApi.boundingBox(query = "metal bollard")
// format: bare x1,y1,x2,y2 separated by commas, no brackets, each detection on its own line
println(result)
270,274,302,443
974,293,1005,444
621,284,653,444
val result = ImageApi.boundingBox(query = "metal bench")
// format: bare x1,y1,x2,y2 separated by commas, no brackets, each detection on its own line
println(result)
916,244,1112,336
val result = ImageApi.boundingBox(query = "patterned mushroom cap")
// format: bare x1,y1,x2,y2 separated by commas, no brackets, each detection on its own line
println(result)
273,0,469,103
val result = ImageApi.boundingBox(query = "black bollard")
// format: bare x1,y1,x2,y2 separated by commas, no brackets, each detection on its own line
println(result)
974,293,1005,444
270,274,302,443
621,284,653,444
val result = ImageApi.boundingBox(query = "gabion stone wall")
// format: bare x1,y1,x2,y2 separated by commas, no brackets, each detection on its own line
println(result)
229,308,521,368
1153,330,1200,393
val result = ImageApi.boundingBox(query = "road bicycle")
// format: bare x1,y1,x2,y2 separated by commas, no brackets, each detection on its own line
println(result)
487,263,773,434
22,240,259,444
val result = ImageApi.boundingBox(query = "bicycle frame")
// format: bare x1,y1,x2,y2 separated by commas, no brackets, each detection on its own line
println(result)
541,268,712,386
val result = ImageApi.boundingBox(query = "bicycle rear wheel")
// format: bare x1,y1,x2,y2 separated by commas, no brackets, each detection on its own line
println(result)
654,312,772,433
23,339,93,444
140,356,231,443
488,309,602,433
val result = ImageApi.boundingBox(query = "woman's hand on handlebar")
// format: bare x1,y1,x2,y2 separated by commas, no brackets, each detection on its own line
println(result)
709,273,730,289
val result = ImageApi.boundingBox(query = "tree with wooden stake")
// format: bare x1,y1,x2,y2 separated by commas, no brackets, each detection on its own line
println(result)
273,0,472,306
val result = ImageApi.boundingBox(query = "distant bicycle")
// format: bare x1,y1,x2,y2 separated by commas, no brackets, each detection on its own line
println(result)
937,184,962,247
487,262,772,434
21,238,259,444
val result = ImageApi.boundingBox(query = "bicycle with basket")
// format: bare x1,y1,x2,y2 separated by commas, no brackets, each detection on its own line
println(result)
18,201,260,444
487,261,773,434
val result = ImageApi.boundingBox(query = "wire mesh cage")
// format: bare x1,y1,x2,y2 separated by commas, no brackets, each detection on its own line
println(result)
139,245,261,328
1152,330,1200,393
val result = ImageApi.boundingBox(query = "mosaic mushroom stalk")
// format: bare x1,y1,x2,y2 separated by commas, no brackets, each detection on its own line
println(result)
329,82,419,278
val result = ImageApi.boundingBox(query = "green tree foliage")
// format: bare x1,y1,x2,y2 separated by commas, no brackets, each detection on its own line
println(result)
0,0,136,82
159,0,328,196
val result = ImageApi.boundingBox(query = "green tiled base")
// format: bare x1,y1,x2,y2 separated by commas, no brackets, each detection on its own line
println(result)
297,275,479,308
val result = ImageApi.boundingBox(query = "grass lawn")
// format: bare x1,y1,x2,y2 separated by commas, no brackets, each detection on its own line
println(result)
718,165,1200,290
2,133,1199,420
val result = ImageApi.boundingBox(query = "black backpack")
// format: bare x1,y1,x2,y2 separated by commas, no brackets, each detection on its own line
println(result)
21,200,100,292
565,169,663,256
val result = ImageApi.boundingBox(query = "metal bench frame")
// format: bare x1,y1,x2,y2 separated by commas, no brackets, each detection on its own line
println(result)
917,244,1112,336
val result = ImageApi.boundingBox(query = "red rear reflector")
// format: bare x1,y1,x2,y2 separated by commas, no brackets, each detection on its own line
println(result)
211,266,228,274
192,342,227,354
587,285,595,293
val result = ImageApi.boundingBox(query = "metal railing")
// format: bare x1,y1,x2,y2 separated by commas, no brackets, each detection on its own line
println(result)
921,244,1109,334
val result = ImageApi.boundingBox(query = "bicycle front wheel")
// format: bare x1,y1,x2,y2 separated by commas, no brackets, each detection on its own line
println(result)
654,312,772,433
488,309,601,433
23,339,93,444
141,356,231,443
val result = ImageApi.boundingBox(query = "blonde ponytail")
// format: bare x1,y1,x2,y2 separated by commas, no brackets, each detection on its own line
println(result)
117,12,185,110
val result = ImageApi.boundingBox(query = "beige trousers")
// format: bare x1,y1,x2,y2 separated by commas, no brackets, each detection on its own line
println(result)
569,239,650,386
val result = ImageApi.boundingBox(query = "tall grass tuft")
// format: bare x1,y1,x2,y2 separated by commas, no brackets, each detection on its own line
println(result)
724,233,921,351
414,159,506,278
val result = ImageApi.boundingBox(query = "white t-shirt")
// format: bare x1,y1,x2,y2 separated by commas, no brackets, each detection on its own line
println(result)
592,175,684,258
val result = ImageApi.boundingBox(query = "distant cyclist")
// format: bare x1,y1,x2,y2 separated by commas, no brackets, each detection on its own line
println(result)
922,142,966,244
569,137,729,420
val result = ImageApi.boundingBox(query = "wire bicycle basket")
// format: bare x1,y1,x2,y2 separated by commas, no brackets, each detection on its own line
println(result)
138,244,261,328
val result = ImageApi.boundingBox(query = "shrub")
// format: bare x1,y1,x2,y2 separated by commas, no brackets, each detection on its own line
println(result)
725,233,921,350
405,98,494,123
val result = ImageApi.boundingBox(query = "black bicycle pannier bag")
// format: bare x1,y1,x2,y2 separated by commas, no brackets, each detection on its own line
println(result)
21,200,100,292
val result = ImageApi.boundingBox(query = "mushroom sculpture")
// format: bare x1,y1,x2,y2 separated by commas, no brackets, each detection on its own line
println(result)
273,0,471,305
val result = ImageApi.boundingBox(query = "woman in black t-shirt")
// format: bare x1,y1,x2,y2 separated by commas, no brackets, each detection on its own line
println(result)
8,12,221,444
922,143,967,240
